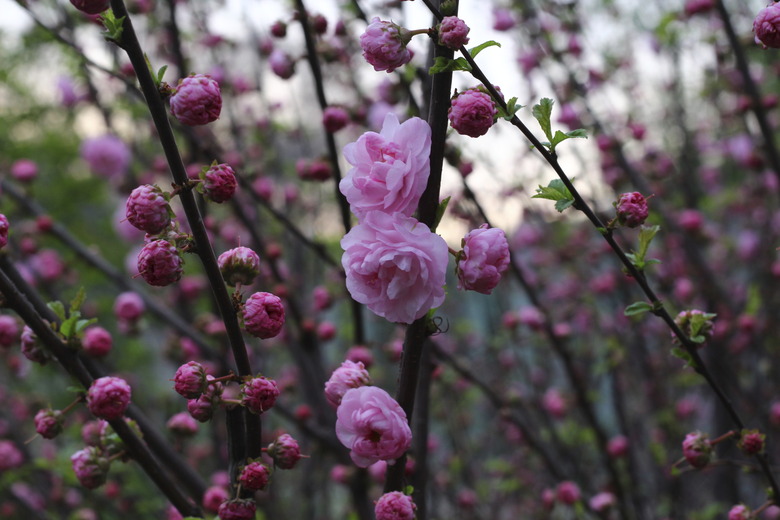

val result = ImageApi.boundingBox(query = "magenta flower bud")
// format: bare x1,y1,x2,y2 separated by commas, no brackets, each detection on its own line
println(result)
0,214,8,249
0,440,24,471
202,163,238,203
456,224,510,295
242,292,285,339
269,49,296,79
738,429,765,456
70,447,110,489
80,135,131,179
125,184,171,235
607,435,629,458
311,13,328,34
166,412,199,436
448,88,498,138
324,360,371,408
218,499,257,520
438,16,470,50
336,386,411,468
360,18,413,73
114,292,145,322
34,408,64,439
240,376,280,414
0,315,19,348
375,491,416,520
173,361,209,399
323,106,350,133
238,461,271,491
218,246,261,286
86,376,132,421
270,20,287,38
615,192,649,228
21,325,49,365
267,433,303,469
137,240,183,287
729,504,752,520
684,0,714,17
312,285,333,311
82,326,112,357
170,74,222,126
69,0,109,15
202,486,230,513
682,431,712,468
754,3,780,49
187,380,223,423
11,159,38,182
556,481,581,505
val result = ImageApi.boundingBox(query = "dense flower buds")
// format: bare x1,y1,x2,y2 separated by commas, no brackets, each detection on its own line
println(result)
340,113,431,220
615,192,649,228
238,461,271,491
448,88,498,138
438,16,470,49
137,240,183,287
0,214,8,249
375,491,417,520
174,361,209,399
324,360,371,407
240,376,280,414
69,0,110,15
336,386,412,468
341,212,447,324
267,433,303,469
170,74,222,126
682,431,712,468
218,246,261,286
86,376,132,421
217,499,257,520
34,409,64,439
754,3,780,49
203,163,238,203
360,18,413,72
456,224,510,294
71,447,110,489
126,184,171,235
242,292,285,339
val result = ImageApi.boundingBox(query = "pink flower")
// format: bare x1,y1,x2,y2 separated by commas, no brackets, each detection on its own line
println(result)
375,491,416,520
267,433,303,469
448,88,498,138
34,409,64,439
682,431,712,468
269,49,295,79
492,8,516,31
114,292,145,322
82,327,113,357
324,360,372,407
80,135,131,179
202,486,230,513
217,499,257,520
218,246,261,286
21,325,48,365
438,16,470,50
69,0,109,15
243,292,285,338
738,429,765,455
556,481,581,505
71,447,110,489
86,376,132,421
729,504,752,520
0,440,24,471
754,3,780,49
589,492,616,512
238,462,270,491
615,192,649,228
203,163,238,203
323,106,350,133
187,378,223,422
340,113,431,220
335,386,412,468
360,18,413,72
173,361,209,399
170,74,222,126
606,435,629,458
456,224,510,294
0,315,19,347
166,412,199,436
341,212,448,324
240,376,280,414
11,159,38,182
137,240,183,287
0,214,8,249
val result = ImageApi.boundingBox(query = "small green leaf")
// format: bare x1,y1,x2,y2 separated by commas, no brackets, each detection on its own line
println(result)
69,287,87,314
532,179,575,212
532,98,554,142
75,318,98,335
468,40,501,59
496,97,523,121
47,301,66,321
100,10,125,44
637,225,660,259
624,301,653,316
689,335,706,344
554,199,575,212
429,56,471,74
60,314,80,340
432,196,451,232
156,65,168,84
548,129,589,153
670,346,696,368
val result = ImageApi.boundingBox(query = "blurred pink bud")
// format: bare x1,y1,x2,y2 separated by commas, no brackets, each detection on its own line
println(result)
170,74,222,126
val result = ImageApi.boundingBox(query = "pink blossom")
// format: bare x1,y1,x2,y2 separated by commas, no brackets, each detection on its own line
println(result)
11,159,38,182
269,49,295,79
34,409,64,439
0,214,8,249
217,499,256,520
173,361,208,399
615,192,649,228
754,3,780,49
166,412,198,436
69,0,109,15
448,88,497,138
170,74,222,126
243,292,285,338
682,431,712,468
71,447,109,489
267,433,303,469
340,212,448,324
438,16,470,49
375,491,416,520
492,8,516,31
340,113,431,220
589,492,616,512
80,135,131,179
238,461,270,491
114,292,145,322
335,386,412,467
360,18,412,72
240,376,280,414
86,376,132,420
0,315,19,347
456,224,510,294
0,440,23,471
728,504,752,520
323,106,350,133
218,246,261,286
82,327,113,357
324,360,372,407
137,240,183,287
202,486,229,513
203,163,238,203
556,481,581,505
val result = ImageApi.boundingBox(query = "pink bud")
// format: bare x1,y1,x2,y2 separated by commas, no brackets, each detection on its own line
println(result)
360,18,412,73
556,481,581,505
456,224,510,294
754,3,780,48
240,376,280,414
217,499,257,520
324,360,371,408
374,491,416,520
86,376,132,420
238,462,270,491
682,431,712,468
166,412,199,436
173,361,208,399
267,433,303,469
202,486,230,513
34,409,64,439
69,0,109,15
0,214,8,250
738,429,765,456
438,16,470,49
615,192,649,228
137,240,183,287
448,88,498,138
243,292,285,339
323,106,350,133
728,504,752,520
126,184,171,235
0,315,20,348
218,246,261,286
82,326,113,357
10,159,38,182
70,447,109,489
170,74,222,126
203,163,238,203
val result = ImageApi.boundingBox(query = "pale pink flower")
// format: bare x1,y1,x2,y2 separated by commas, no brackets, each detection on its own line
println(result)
340,212,448,324
754,3,780,49
80,135,131,179
729,504,752,520
375,491,416,520
335,386,412,468
438,16,470,49
456,224,510,294
360,18,412,72
324,360,371,407
340,113,431,220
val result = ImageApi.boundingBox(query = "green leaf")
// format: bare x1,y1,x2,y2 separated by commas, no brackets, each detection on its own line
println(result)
496,97,523,121
75,318,98,335
100,10,125,44
670,346,697,368
637,225,660,259
548,129,589,153
429,56,471,74
468,40,501,59
532,179,575,212
60,312,81,340
69,287,86,314
532,98,554,142
156,65,168,84
554,199,575,212
624,301,653,316
432,196,451,232
47,301,66,321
